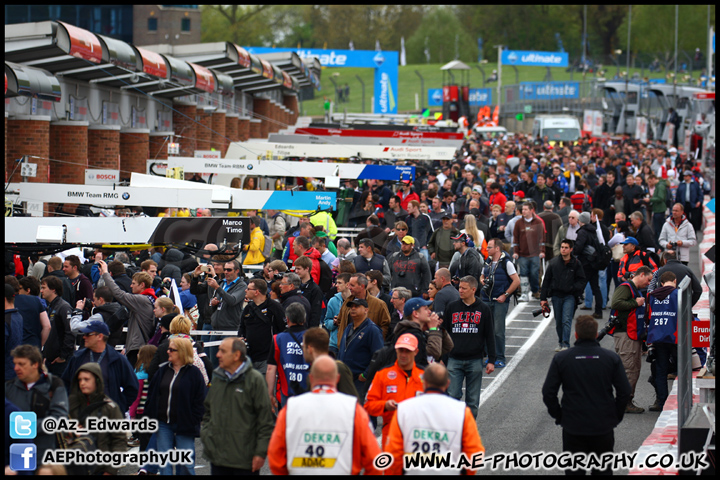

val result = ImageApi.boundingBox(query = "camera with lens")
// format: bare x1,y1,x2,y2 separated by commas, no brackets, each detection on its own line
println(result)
481,275,494,297
597,315,620,341
273,272,284,281
668,242,678,250
162,280,172,291
646,345,657,364
532,303,551,318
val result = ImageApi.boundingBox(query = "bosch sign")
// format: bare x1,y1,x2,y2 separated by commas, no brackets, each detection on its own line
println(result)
85,169,120,186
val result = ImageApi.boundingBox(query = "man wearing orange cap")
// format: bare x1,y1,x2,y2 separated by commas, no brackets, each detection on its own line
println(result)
364,333,425,448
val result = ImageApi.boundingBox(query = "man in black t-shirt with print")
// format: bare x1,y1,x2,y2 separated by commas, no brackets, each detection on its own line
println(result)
442,276,495,418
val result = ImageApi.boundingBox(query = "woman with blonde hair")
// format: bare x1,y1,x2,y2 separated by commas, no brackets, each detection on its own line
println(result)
146,337,206,475
461,214,488,258
148,315,211,385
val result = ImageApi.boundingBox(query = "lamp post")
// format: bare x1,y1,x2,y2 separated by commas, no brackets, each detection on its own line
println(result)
356,75,365,113
475,63,487,87
673,4,678,108
495,45,503,115
625,5,632,100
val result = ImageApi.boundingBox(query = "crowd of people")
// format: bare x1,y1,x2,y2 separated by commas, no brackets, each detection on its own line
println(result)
4,127,711,474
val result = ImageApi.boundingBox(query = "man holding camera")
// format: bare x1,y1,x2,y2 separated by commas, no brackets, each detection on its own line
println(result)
609,265,654,414
480,238,520,368
540,239,587,352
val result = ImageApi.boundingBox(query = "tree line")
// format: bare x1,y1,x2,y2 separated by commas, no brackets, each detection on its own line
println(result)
201,5,714,65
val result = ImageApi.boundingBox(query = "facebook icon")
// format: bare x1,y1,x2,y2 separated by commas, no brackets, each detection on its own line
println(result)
10,444,37,471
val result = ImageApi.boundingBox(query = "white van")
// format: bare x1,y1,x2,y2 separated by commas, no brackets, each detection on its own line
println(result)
474,126,508,136
532,115,581,142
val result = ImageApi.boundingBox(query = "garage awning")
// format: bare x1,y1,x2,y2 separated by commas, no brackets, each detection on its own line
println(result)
5,61,62,101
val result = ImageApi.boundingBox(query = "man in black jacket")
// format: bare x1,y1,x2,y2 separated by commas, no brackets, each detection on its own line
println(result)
387,236,432,298
88,286,126,347
43,256,75,306
622,175,645,216
449,233,484,281
573,212,604,320
107,260,132,293
39,276,74,376
629,211,658,254
542,315,631,475
277,273,313,327
593,169,619,226
541,239,587,351
294,256,324,328
238,278,286,374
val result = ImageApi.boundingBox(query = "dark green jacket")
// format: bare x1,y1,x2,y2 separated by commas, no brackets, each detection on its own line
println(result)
200,361,275,469
610,282,642,333
649,179,668,214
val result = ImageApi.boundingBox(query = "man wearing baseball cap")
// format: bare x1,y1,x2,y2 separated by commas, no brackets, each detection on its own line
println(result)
61,318,138,413
387,235,432,298
617,236,657,283
337,297,384,400
364,333,424,448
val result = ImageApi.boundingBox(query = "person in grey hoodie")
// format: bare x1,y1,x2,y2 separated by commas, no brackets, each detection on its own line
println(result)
97,259,156,368
203,260,247,367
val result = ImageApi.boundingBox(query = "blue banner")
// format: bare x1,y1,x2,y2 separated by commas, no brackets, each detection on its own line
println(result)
519,81,579,100
501,50,569,68
428,88,491,106
261,191,337,211
468,88,492,106
428,89,443,106
358,164,415,181
245,47,398,114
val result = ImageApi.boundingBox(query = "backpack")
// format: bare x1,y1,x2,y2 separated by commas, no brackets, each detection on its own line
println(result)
581,194,592,212
261,234,274,259
583,230,612,271
106,304,130,336
317,258,333,293
661,179,673,212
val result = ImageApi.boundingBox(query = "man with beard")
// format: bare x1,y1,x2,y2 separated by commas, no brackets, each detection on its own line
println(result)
388,236,432,298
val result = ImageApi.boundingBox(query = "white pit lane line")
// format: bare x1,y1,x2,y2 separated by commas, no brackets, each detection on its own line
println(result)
479,303,554,408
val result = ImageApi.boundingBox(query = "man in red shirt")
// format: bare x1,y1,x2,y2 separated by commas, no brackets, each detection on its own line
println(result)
398,180,420,211
488,182,507,211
